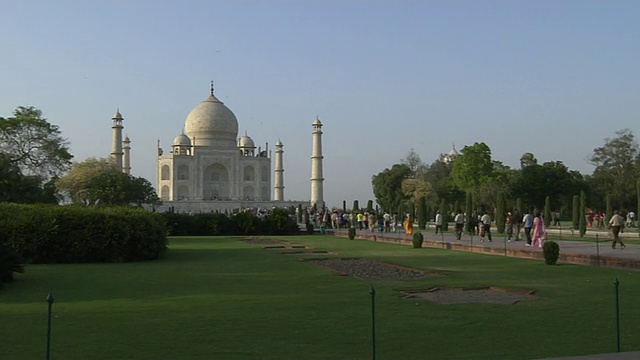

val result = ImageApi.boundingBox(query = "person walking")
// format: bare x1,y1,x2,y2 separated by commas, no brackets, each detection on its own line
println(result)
609,210,626,249
531,211,545,248
506,212,514,242
523,209,533,246
480,211,492,242
435,211,443,234
454,210,465,240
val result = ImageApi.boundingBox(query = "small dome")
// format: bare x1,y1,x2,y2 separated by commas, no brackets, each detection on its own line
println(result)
112,110,123,120
124,135,131,142
184,92,238,148
313,117,322,126
448,146,459,156
238,133,255,148
173,133,191,146
275,139,283,147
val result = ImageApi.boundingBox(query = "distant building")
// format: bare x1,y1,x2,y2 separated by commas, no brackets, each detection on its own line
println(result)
443,144,459,164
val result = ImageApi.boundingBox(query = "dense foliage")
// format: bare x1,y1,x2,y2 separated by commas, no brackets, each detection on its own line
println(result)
543,241,560,265
412,232,424,248
0,204,167,264
0,237,25,285
162,208,300,236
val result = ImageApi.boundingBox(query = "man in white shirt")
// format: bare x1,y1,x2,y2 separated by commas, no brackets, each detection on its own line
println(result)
522,209,533,246
480,211,492,242
454,210,465,240
435,211,443,234
609,210,625,249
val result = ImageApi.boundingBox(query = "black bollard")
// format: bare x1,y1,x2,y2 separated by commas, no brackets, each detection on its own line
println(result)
370,286,376,360
46,292,54,360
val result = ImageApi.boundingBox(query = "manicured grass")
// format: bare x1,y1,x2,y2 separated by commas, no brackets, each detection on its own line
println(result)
2,235,640,359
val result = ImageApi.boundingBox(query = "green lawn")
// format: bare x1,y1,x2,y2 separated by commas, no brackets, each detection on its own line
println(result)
2,235,640,359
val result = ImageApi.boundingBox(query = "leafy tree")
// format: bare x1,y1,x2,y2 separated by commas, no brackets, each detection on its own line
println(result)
85,172,158,206
519,152,538,169
372,164,411,213
401,178,432,204
0,106,73,179
590,129,639,209
402,148,427,178
56,158,120,204
512,161,585,211
0,154,55,204
451,142,494,192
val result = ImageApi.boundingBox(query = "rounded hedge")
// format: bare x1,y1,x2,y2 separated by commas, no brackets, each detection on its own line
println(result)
0,204,167,264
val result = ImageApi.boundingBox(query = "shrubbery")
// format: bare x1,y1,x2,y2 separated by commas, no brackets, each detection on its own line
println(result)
348,227,356,240
0,204,167,264
412,232,424,248
162,208,300,236
543,241,560,265
0,238,25,286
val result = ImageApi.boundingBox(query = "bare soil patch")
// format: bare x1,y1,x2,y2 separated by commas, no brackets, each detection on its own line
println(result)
305,258,442,280
282,250,337,255
400,287,537,305
241,238,289,246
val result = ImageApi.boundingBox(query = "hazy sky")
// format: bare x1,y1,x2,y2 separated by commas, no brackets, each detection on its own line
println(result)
1,1,638,208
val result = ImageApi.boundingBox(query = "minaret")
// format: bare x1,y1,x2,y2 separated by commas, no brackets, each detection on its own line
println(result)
274,139,284,201
310,117,324,208
123,135,131,174
110,110,124,170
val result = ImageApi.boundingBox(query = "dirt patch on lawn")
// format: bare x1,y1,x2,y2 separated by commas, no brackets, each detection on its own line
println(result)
305,258,442,280
282,250,337,255
241,238,289,246
399,287,537,305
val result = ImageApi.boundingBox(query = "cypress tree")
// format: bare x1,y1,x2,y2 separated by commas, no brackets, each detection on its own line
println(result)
366,200,374,213
496,192,505,233
353,200,359,214
417,196,427,230
605,194,612,222
439,199,448,232
342,200,346,213
409,202,416,221
516,197,522,216
465,192,473,234
544,196,551,227
579,191,587,237
297,204,303,223
572,195,579,230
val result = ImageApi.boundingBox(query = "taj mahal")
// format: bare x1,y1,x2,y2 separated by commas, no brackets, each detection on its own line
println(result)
108,82,323,212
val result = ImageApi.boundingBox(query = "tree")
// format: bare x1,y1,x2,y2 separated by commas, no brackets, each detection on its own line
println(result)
85,171,158,207
372,164,411,213
402,148,427,178
519,152,538,169
0,154,56,204
0,106,73,180
352,200,359,213
366,200,374,213
401,178,432,204
590,129,639,209
465,192,473,234
544,196,551,227
496,192,505,233
572,195,579,230
439,199,448,231
451,142,494,192
417,196,427,230
579,191,587,237
56,158,121,204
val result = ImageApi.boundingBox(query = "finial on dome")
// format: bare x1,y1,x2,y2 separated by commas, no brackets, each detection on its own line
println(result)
210,80,214,95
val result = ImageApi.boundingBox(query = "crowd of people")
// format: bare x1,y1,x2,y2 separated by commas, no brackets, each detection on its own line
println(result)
304,205,637,250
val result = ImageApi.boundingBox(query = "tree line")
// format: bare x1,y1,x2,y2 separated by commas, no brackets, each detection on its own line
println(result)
372,129,640,222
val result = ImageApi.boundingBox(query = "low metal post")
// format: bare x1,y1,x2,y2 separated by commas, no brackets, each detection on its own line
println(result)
503,232,507,256
596,234,600,267
614,278,620,352
46,292,54,360
370,286,376,360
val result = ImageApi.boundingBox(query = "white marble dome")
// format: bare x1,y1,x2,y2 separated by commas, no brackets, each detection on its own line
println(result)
237,133,255,148
173,133,191,146
184,93,238,148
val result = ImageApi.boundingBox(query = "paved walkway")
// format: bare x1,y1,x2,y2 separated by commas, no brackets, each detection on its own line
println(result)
330,227,640,270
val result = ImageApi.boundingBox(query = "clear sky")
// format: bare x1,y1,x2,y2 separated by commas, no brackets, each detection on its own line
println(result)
1,1,639,208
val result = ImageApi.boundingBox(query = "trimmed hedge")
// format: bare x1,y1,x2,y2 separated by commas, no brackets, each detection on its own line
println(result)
0,204,167,264
161,208,300,236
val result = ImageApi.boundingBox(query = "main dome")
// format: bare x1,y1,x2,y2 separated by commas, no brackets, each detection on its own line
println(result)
184,92,238,148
